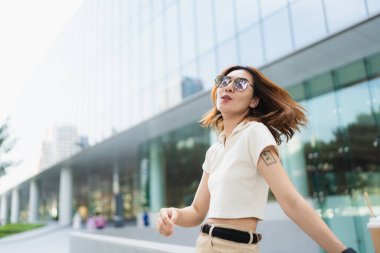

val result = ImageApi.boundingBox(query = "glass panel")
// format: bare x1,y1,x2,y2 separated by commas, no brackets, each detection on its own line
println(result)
154,79,166,113
199,50,218,90
216,38,238,70
290,0,327,48
307,72,334,99
262,8,293,61
235,0,260,32
367,0,380,15
142,89,153,120
141,27,152,85
165,3,180,74
288,82,306,101
238,24,264,67
259,0,287,18
141,1,152,28
335,61,366,88
369,77,380,142
195,0,216,54
130,37,140,95
153,15,165,80
324,0,367,32
140,123,210,208
304,85,342,198
330,82,379,252
214,0,235,43
367,52,380,78
152,0,165,17
179,0,197,64
181,61,203,99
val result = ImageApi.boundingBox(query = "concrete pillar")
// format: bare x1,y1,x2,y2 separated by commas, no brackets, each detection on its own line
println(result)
28,179,39,223
0,194,8,225
149,141,165,212
59,167,72,225
10,187,20,223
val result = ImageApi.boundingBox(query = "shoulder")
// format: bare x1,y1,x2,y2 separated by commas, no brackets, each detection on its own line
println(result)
245,121,276,142
245,121,271,133
206,142,219,155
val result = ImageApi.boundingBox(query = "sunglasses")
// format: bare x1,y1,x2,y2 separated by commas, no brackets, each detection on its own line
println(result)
215,75,254,91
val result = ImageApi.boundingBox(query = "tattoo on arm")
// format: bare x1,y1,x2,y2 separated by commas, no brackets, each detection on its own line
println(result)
260,149,276,166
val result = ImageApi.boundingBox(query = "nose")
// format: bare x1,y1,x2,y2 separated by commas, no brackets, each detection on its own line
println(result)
224,80,234,92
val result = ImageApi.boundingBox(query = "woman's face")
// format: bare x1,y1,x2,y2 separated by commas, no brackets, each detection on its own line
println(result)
216,69,259,117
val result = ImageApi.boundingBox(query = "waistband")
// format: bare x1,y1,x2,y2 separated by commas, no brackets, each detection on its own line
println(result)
201,223,262,244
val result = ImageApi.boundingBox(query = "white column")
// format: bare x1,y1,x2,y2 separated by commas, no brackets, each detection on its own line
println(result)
0,194,8,225
149,142,165,212
28,179,39,223
59,167,72,225
10,187,20,223
112,162,120,195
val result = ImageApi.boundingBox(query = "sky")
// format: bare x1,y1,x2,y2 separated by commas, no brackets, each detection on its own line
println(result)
0,0,83,122
0,0,83,193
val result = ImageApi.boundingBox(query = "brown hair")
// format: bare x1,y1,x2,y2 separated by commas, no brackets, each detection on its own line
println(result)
199,65,308,145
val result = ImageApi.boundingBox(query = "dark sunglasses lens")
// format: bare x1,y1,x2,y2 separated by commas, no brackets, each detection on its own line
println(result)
216,76,229,88
234,78,249,91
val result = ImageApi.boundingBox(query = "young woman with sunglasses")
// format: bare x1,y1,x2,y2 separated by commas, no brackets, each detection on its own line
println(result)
156,65,357,253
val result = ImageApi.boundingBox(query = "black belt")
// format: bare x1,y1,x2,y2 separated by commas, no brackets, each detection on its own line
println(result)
201,223,262,244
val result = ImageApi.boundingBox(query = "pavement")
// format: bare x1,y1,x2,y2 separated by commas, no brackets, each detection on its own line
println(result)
0,223,71,253
0,222,197,253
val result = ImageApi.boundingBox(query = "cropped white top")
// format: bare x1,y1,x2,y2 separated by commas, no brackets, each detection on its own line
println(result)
202,121,279,220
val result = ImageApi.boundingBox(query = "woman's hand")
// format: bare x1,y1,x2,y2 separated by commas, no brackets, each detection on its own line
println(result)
156,207,179,237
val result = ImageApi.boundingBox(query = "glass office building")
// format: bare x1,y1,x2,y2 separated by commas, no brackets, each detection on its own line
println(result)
0,0,379,252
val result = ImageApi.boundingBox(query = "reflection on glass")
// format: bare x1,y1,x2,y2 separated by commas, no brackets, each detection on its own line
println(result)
152,0,164,17
235,0,260,32
195,0,216,54
153,15,165,80
140,123,210,208
238,24,264,67
324,0,367,32
214,0,235,43
262,8,293,61
179,0,197,64
367,0,380,15
216,38,238,70
165,3,180,74
259,0,287,18
199,50,217,89
285,58,380,252
290,0,327,48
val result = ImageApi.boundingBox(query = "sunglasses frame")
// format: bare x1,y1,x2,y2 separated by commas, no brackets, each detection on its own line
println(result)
215,75,254,91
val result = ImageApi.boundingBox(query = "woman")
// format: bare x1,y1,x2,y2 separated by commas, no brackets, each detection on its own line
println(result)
156,65,357,253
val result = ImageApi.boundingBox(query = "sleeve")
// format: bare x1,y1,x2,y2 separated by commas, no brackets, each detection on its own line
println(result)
249,124,279,168
202,146,213,174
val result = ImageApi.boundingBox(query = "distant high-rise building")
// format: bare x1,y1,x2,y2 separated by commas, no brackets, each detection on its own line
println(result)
39,125,80,170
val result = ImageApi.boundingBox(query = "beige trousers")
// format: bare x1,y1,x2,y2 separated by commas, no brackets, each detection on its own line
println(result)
195,223,261,253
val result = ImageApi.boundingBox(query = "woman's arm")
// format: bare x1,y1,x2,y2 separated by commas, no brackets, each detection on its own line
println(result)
257,146,347,253
156,171,210,236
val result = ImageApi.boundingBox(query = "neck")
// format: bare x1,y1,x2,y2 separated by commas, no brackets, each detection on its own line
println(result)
223,114,246,139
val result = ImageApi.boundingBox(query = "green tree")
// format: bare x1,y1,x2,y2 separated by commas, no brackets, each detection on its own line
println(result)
0,118,17,177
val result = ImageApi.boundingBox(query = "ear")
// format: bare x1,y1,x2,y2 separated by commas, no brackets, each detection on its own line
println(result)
250,96,260,109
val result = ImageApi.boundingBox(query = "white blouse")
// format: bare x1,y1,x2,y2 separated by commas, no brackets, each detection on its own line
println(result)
202,121,279,220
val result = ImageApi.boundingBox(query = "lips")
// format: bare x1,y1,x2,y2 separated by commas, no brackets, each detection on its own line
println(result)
221,95,232,100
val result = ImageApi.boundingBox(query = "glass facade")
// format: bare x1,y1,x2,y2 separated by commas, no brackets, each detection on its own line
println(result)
8,0,378,166
0,1,379,252
286,53,380,252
